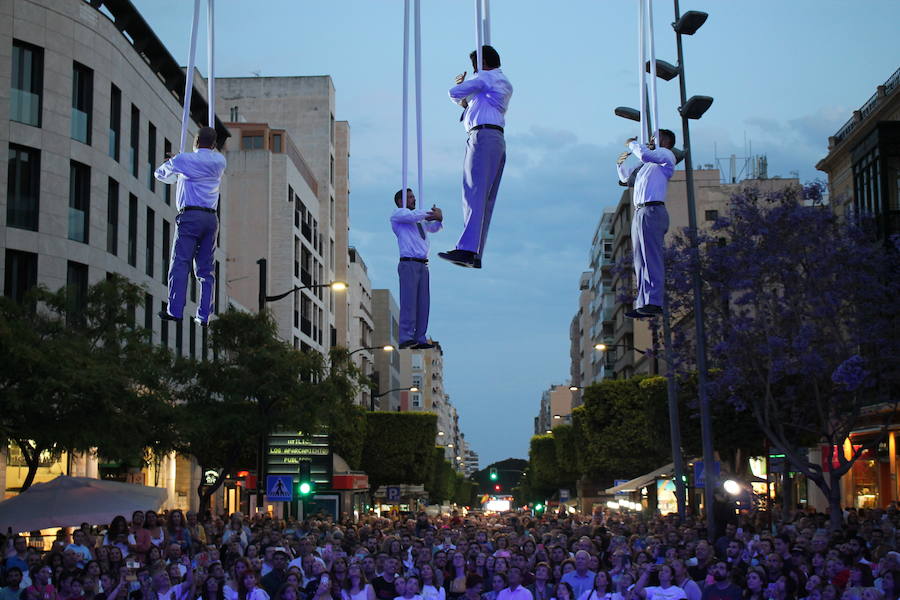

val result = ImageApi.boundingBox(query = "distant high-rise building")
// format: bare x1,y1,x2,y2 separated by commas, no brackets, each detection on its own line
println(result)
534,385,574,435
372,289,401,410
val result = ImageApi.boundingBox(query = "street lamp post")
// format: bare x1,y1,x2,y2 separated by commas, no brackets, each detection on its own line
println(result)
370,386,419,411
672,0,716,540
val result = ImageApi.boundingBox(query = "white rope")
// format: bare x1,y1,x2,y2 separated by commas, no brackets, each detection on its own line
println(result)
414,0,423,206
179,0,201,152
401,0,410,207
646,0,659,144
474,0,483,75
206,0,215,128
482,0,491,46
638,0,646,145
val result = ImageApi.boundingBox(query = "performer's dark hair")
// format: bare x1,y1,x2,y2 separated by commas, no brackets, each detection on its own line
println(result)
470,45,501,70
658,129,676,148
197,126,217,148
394,188,413,205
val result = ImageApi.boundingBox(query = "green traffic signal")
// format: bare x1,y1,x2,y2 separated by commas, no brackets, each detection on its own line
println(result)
489,467,498,481
299,481,312,495
534,503,544,511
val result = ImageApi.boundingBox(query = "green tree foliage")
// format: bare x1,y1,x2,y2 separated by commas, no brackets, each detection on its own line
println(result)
328,401,368,471
453,474,477,506
528,435,560,498
426,447,456,503
361,412,438,493
551,424,580,486
175,309,360,508
0,277,177,491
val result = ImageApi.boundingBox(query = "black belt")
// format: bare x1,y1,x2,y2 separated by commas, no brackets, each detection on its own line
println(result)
180,206,217,214
636,201,665,208
469,124,504,134
400,257,428,264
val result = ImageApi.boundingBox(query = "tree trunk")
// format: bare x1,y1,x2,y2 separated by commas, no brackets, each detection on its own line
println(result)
196,468,229,514
828,470,844,531
16,440,40,492
782,472,793,522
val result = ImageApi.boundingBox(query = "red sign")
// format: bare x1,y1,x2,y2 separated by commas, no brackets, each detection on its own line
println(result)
332,474,369,490
822,444,871,471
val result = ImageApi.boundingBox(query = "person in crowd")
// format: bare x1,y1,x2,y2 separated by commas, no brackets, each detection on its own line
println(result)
398,576,423,600
553,583,575,600
744,567,768,600
700,563,741,600
420,565,445,600
143,513,166,551
1,567,23,600
262,551,290,598
484,575,508,600
529,563,553,600
580,571,612,600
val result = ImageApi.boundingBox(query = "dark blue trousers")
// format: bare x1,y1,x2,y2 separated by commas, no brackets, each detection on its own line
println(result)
398,260,430,344
168,210,217,321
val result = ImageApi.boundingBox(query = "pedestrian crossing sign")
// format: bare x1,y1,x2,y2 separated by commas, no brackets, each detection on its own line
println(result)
267,475,293,501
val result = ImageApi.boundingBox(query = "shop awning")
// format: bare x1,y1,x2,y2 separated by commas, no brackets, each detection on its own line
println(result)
605,463,674,494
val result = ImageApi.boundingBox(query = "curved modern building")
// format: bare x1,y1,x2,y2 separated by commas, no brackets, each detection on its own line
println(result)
0,0,229,506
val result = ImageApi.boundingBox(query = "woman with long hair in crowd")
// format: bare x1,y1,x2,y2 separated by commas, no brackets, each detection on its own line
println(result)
530,563,554,600
582,571,613,600
553,582,576,600
144,511,166,549
225,558,252,600
419,564,445,600
446,553,468,600
200,574,226,600
237,571,266,600
343,563,375,600
744,567,768,600
129,511,152,564
168,510,193,557
275,584,300,600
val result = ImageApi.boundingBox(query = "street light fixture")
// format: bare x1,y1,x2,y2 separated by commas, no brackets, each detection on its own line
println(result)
369,386,419,411
723,479,741,495
614,106,641,122
680,95,714,120
673,10,708,35
645,59,680,81
553,414,562,420
349,345,395,357
594,343,608,352
568,385,581,392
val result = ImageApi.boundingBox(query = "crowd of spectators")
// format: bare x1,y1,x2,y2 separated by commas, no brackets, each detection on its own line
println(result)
1,505,898,600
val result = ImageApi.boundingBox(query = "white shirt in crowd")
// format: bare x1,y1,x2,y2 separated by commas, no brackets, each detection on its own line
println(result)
617,142,676,207
422,585,446,600
645,586,687,600
391,207,442,260
449,69,513,132
497,585,534,600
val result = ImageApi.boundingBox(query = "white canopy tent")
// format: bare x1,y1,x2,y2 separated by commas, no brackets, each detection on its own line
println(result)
0,476,167,533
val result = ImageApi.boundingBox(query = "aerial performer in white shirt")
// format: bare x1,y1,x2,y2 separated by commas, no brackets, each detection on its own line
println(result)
155,126,226,325
438,45,512,269
391,189,443,350
616,129,677,319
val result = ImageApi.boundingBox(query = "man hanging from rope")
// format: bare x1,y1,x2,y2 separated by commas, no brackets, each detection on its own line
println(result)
617,129,677,319
391,189,442,349
438,45,512,269
155,126,226,326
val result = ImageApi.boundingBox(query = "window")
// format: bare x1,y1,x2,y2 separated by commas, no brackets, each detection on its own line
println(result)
145,207,155,277
11,40,43,127
272,133,282,153
7,144,40,231
130,104,139,178
411,392,422,408
66,261,88,319
412,374,423,388
201,327,208,361
241,134,263,150
68,161,90,243
127,194,138,267
411,353,423,370
214,261,220,314
144,293,153,334
162,219,170,284
163,139,172,204
109,84,121,160
4,249,37,303
175,320,183,356
147,122,156,191
705,209,719,222
229,106,239,121
107,178,118,255
330,154,334,184
189,319,196,358
71,62,93,144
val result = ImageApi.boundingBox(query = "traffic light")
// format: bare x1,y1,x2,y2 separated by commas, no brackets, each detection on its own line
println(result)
494,484,501,492
534,503,544,513
297,462,314,496
489,467,498,481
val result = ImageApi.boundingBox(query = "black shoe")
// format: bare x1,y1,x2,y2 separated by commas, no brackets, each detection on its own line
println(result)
437,249,477,268
413,342,435,349
625,309,647,319
638,304,663,316
473,257,482,269
193,317,208,328
398,340,416,349
159,310,182,322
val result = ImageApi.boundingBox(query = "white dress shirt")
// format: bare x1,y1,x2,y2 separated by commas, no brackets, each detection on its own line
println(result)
617,142,676,207
497,585,534,600
449,69,513,132
154,148,227,211
391,207,442,260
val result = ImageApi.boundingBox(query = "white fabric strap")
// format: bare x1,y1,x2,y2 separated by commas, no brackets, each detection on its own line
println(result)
401,0,410,207
474,0,483,76
646,0,659,143
207,0,215,128
179,0,202,152
638,0,647,145
414,0,423,205
482,0,491,46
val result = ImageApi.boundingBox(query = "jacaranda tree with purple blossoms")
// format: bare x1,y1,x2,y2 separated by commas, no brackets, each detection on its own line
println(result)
665,182,900,529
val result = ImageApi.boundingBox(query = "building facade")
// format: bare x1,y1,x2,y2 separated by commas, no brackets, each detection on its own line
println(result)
534,384,574,435
1,0,230,506
346,247,375,407
215,76,349,352
569,271,594,407
371,288,401,410
817,67,900,240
